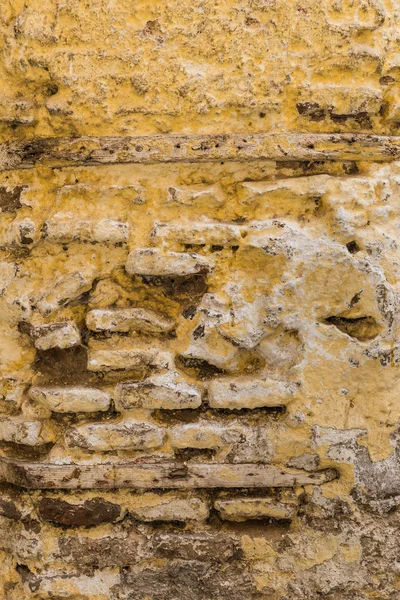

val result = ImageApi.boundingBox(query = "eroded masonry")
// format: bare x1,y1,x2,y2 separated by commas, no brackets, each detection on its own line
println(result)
1,1,400,599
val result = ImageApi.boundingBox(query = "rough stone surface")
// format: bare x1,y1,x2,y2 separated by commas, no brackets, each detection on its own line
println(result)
208,378,296,410
38,497,124,527
30,321,81,350
152,532,237,561
0,417,54,446
86,307,175,334
65,418,165,451
115,371,202,411
29,386,111,413
1,1,400,598
87,345,173,373
214,497,298,521
129,494,209,522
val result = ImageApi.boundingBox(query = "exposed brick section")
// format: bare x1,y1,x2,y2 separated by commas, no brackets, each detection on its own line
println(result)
37,272,94,316
130,494,209,522
86,307,175,333
87,347,173,372
170,423,243,449
115,371,202,411
43,216,128,244
29,387,111,413
17,567,120,598
0,417,55,446
296,85,382,121
65,418,165,451
208,378,296,410
214,497,298,521
152,221,241,246
119,561,259,600
38,497,123,526
126,248,212,276
59,532,144,568
152,532,237,561
30,321,81,350
169,421,273,462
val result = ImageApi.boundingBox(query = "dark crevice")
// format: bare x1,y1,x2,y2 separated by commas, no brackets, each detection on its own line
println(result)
176,355,225,380
324,315,382,341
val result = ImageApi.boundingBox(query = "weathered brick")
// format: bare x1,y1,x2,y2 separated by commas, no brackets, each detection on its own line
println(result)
130,494,209,521
37,272,94,316
169,423,242,449
239,175,330,204
29,386,111,413
30,321,81,350
87,347,173,372
152,221,241,246
0,417,55,446
152,532,237,561
38,497,123,526
214,497,298,521
65,418,165,451
86,307,175,333
169,421,273,462
59,532,143,567
208,378,296,409
43,215,128,244
119,560,258,600
17,566,120,597
126,248,212,276
115,371,202,411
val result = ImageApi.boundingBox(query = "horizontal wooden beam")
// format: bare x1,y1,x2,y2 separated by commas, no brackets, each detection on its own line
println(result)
1,133,400,170
0,458,338,490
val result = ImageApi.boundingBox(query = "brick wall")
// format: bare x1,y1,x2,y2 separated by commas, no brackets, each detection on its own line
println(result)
1,1,400,599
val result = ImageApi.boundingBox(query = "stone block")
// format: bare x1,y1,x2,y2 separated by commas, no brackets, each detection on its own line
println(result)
152,532,237,561
29,386,111,413
130,494,209,521
65,418,165,451
115,371,202,411
59,532,144,568
297,85,382,119
214,497,298,521
126,248,212,276
44,215,128,244
38,497,124,526
31,321,81,350
0,417,55,446
86,307,175,333
37,272,94,316
169,423,242,449
87,347,173,372
208,378,296,409
152,221,241,246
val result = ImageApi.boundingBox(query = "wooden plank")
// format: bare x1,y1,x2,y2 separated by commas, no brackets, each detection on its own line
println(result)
1,133,400,170
0,458,337,490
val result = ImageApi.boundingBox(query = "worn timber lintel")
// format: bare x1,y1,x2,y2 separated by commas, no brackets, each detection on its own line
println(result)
0,458,337,490
1,133,400,170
